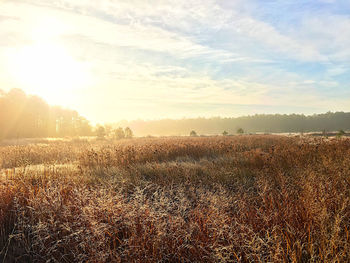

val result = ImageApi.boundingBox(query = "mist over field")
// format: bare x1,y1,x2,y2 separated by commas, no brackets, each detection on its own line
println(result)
1,89,350,139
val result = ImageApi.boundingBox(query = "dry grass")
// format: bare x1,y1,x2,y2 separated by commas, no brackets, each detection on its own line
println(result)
1,135,349,262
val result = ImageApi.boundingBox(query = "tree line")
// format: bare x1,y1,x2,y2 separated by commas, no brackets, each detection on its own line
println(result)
2,88,349,138
0,88,93,139
0,88,135,140
114,112,350,136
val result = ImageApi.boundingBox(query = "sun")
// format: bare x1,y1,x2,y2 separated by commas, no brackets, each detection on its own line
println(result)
7,42,91,106
5,17,92,106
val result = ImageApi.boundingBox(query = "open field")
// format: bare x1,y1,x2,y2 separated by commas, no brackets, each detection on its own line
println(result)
0,135,349,262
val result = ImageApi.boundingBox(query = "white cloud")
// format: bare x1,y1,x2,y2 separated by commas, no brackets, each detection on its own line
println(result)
293,14,350,62
1,1,259,63
318,0,336,3
326,65,349,76
1,0,349,121
19,0,325,62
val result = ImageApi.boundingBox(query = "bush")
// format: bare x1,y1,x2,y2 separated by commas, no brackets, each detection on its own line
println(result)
190,130,197,137
338,130,346,137
237,128,244,134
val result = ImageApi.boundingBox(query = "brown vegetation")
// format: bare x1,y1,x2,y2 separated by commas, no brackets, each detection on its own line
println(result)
1,135,349,262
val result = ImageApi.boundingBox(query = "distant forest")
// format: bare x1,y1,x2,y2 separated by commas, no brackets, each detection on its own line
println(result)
115,112,350,136
0,89,93,139
1,88,350,138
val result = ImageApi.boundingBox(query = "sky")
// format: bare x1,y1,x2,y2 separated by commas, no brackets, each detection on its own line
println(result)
0,0,349,123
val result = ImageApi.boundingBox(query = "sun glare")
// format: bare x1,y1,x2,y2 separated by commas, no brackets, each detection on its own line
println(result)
5,17,92,106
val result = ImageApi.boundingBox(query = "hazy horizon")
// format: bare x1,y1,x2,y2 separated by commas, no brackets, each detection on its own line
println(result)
2,87,348,126
1,0,350,123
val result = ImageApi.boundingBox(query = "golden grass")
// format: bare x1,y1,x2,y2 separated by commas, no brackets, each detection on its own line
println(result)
0,135,349,262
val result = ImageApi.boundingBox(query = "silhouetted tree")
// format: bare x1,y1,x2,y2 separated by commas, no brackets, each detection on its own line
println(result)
76,116,93,136
96,126,106,140
104,124,113,138
114,127,125,140
124,127,133,138
222,130,228,136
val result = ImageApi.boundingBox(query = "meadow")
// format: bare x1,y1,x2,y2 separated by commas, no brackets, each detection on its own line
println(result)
0,135,349,262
